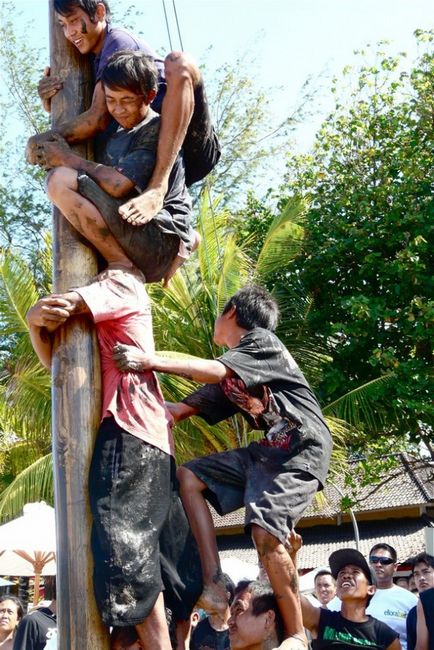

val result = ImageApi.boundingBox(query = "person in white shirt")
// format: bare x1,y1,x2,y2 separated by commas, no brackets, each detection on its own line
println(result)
366,543,418,650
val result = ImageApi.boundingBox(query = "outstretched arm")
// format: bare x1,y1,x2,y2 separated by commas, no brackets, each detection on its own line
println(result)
287,530,321,635
113,344,233,384
166,401,199,422
27,292,90,369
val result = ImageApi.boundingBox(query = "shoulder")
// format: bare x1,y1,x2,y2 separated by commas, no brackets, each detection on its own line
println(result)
104,26,141,48
369,616,399,642
318,607,340,626
104,26,158,58
392,585,419,606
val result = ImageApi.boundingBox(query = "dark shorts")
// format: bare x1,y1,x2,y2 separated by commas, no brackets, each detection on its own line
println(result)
77,173,180,283
184,442,319,545
89,417,202,627
183,81,221,186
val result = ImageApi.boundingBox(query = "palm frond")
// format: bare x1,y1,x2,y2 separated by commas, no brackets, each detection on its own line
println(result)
323,374,395,431
255,196,307,279
0,251,40,337
0,454,53,523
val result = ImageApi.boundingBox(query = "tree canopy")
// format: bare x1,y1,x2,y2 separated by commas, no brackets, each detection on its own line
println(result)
282,34,433,446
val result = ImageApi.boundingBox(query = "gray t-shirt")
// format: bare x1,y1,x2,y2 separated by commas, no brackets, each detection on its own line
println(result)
183,328,332,486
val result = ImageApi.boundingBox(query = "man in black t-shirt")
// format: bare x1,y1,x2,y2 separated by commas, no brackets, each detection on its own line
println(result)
113,284,333,649
190,573,234,650
288,536,401,650
13,605,57,650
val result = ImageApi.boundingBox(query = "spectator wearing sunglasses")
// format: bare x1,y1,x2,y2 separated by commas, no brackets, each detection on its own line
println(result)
366,544,418,650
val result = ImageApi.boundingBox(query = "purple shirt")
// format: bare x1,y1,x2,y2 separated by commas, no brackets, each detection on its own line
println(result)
92,26,166,112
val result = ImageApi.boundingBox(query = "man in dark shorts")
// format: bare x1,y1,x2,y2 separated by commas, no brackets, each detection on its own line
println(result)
38,50,197,284
112,284,333,650
288,534,401,650
26,265,202,648
27,0,220,223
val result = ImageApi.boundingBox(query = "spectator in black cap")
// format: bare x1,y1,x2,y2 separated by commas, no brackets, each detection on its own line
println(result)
288,532,401,650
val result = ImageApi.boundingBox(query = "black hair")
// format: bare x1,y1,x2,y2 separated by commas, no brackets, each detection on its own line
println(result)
101,50,158,96
369,543,397,562
410,552,434,573
0,595,24,624
247,581,285,644
221,572,236,606
54,0,111,22
314,569,335,584
222,285,280,332
111,625,139,645
234,579,253,598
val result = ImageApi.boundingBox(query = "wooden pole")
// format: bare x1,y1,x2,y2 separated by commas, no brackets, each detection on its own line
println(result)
48,2,109,647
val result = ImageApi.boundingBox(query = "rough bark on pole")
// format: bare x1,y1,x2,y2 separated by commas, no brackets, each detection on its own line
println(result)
48,1,109,647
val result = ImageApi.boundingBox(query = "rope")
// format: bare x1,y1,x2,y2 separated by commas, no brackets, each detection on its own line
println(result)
172,0,185,51
161,0,173,51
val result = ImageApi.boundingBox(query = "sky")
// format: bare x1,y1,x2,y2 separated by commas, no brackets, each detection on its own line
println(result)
7,0,434,192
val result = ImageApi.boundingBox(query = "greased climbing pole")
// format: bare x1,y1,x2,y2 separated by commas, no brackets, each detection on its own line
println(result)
48,1,110,647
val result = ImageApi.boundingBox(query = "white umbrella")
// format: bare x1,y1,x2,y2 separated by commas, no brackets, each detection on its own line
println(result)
220,557,259,584
0,502,56,603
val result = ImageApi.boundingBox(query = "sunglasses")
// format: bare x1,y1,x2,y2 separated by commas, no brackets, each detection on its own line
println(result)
369,556,395,565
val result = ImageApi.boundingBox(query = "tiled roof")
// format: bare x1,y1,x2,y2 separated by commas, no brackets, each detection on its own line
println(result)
212,453,434,530
217,517,433,570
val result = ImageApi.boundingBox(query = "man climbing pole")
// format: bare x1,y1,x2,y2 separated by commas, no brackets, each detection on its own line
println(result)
27,0,220,222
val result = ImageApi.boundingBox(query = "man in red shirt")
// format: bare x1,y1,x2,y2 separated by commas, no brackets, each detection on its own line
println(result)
26,264,201,649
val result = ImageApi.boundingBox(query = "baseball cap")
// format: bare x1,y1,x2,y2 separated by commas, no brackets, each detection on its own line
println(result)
329,548,377,586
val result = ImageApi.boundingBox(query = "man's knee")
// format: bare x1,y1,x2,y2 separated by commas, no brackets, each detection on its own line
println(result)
46,166,77,200
251,524,281,556
176,465,205,493
164,51,201,87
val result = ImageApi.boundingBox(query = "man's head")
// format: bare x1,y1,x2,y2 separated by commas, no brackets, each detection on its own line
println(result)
214,285,280,347
369,543,397,589
54,1,109,55
410,552,434,593
329,548,376,607
101,51,158,129
228,581,284,650
394,576,410,590
0,595,23,637
314,569,336,606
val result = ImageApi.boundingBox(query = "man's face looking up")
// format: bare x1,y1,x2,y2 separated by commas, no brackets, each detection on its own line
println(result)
56,3,106,55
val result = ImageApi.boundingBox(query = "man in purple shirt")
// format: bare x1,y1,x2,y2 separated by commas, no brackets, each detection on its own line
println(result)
27,0,220,224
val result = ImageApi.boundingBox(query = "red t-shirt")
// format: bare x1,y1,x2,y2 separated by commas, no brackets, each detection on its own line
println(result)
76,267,174,456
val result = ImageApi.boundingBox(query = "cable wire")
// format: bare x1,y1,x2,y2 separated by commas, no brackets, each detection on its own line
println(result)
172,0,184,51
161,0,173,51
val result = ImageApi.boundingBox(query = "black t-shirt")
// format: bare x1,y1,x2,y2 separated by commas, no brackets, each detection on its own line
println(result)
190,617,230,650
313,609,398,650
103,109,192,247
183,328,332,486
13,607,57,650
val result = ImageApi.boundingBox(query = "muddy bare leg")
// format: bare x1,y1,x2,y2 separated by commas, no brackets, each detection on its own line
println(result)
176,466,228,619
252,524,307,648
134,592,171,650
47,166,131,265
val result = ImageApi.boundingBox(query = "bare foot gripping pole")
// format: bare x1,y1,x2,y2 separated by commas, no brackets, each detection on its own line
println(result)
48,1,110,647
